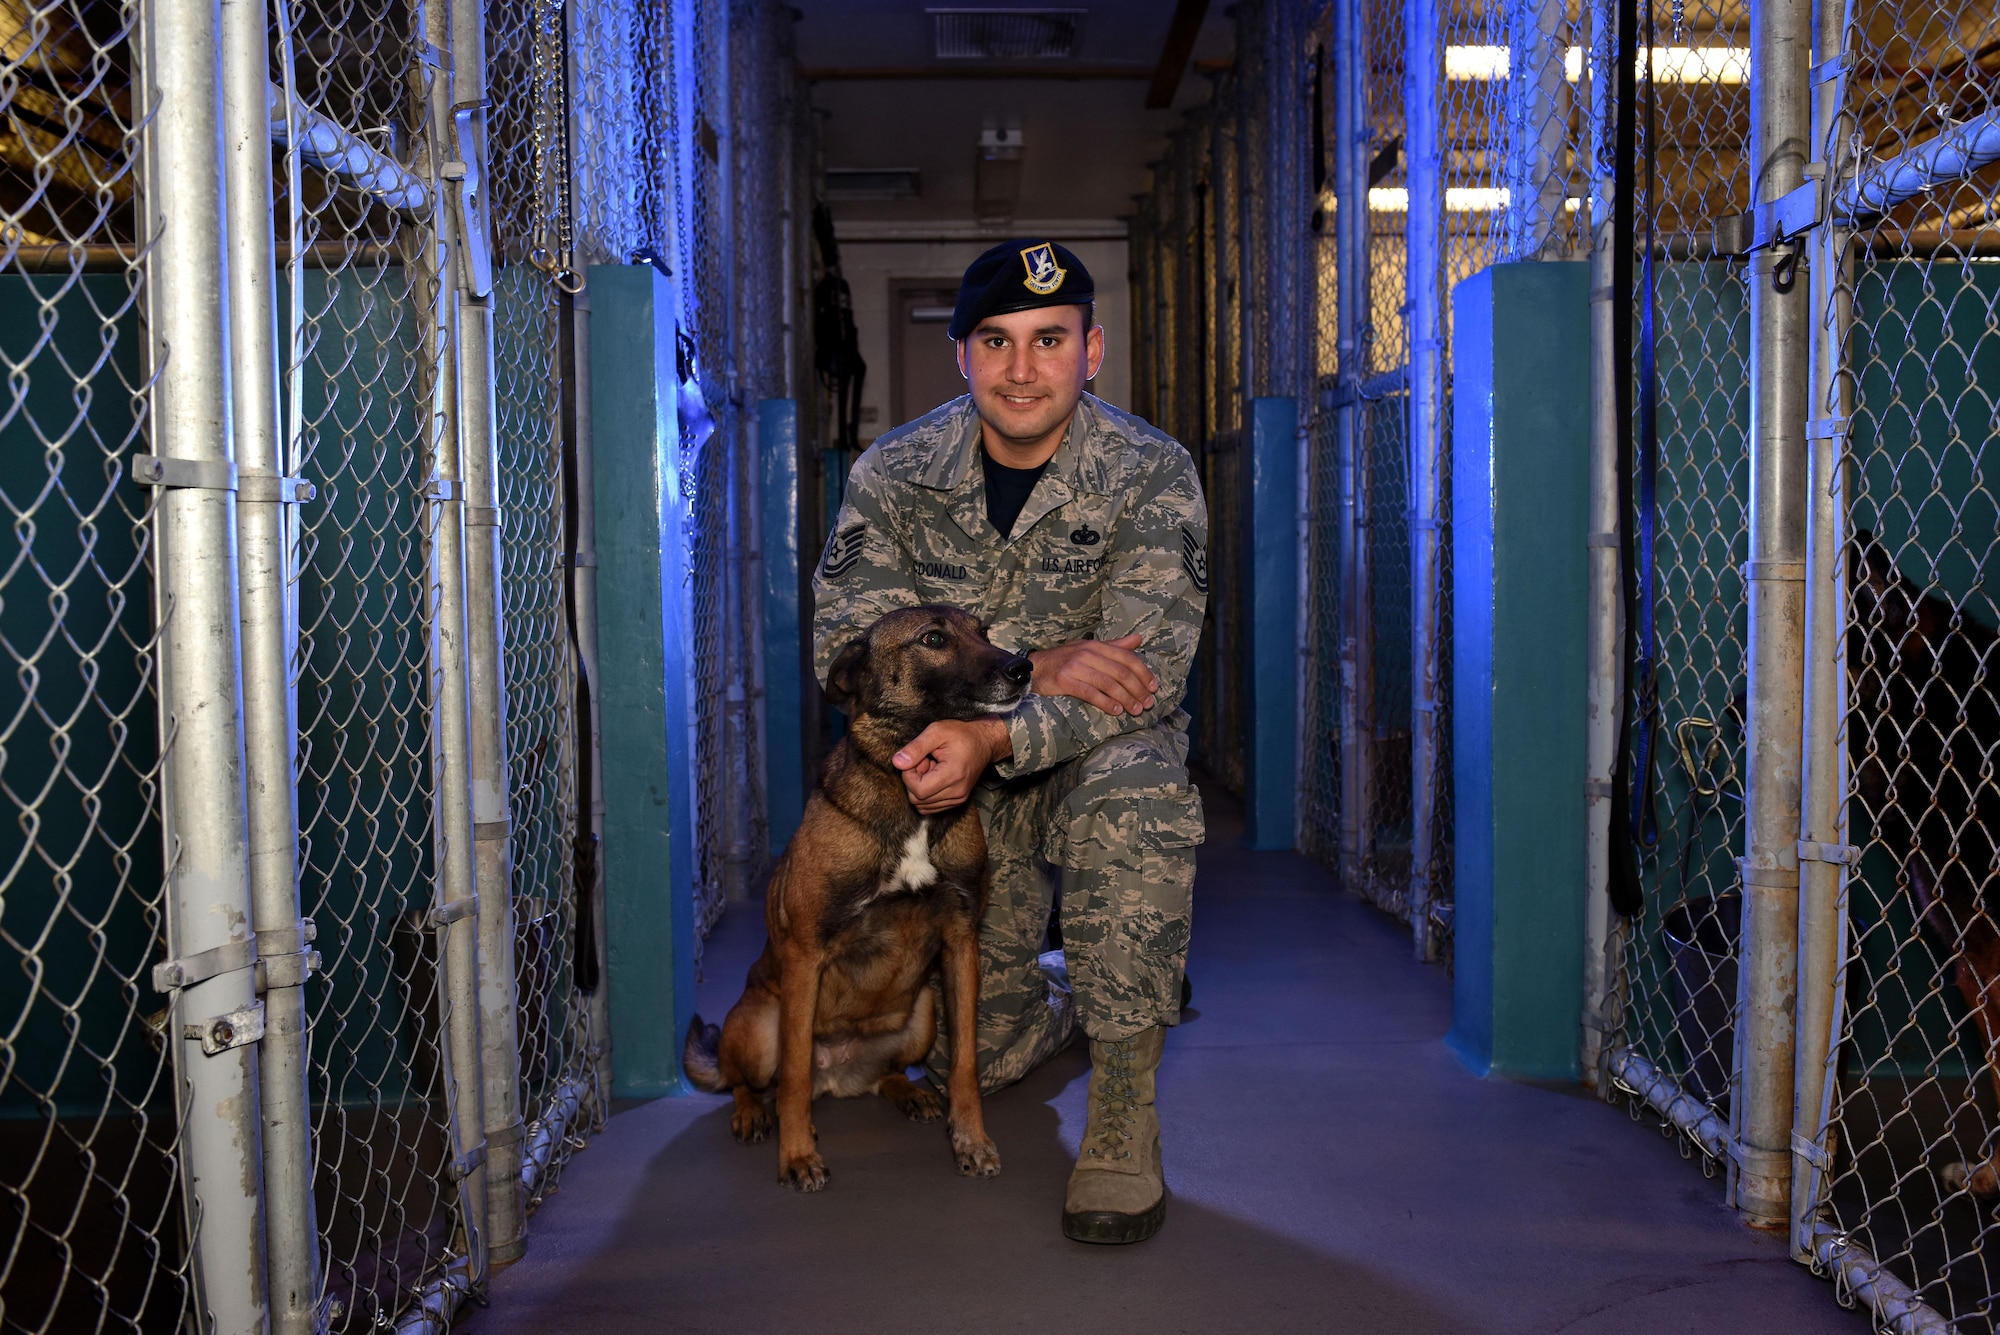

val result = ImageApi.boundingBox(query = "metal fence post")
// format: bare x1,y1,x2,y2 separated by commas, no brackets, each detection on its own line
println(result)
138,0,269,1320
1579,0,1620,1088
1733,0,1812,1229
1789,0,1854,1263
1333,0,1373,892
1405,0,1443,959
222,0,320,1321
417,0,490,1296
1506,0,1572,259
448,0,529,1266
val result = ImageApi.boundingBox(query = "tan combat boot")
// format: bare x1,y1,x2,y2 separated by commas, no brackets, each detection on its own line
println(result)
1062,1025,1167,1244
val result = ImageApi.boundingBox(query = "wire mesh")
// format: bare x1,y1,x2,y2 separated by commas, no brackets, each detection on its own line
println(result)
1601,1,1754,1176
1302,30,1345,862
273,0,473,1315
487,0,594,1206
0,2,186,1324
1813,1,2000,1322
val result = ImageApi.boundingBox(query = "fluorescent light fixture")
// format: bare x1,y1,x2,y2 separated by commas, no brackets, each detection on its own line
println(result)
1444,44,1749,85
1445,46,1509,80
1366,187,1512,212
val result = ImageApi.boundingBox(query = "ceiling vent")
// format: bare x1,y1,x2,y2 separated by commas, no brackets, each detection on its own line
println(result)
930,8,1084,60
825,168,923,201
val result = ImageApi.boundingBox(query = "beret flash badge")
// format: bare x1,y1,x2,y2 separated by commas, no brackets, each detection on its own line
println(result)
1020,242,1067,295
1180,527,1209,594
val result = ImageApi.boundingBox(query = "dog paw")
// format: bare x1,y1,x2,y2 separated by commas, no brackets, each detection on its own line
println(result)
951,1128,1001,1178
780,1149,829,1191
732,1103,773,1144
892,1085,946,1123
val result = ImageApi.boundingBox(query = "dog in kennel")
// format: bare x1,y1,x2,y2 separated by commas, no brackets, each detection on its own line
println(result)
1850,529,2000,1196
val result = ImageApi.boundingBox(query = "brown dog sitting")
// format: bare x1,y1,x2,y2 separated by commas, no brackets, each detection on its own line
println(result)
682,605,1032,1190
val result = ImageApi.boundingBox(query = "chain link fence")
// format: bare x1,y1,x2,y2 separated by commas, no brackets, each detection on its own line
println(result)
1793,0,2000,1324
2,0,809,1325
1,0,183,1323
1596,1,1754,1187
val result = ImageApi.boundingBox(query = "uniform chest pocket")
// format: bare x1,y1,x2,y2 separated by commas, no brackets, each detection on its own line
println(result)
1020,526,1108,632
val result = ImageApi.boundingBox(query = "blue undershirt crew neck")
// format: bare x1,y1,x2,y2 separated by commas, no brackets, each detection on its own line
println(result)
982,448,1049,539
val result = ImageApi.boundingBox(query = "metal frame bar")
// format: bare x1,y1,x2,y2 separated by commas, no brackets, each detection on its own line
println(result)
139,0,269,1321
1580,0,1620,1088
1731,0,1811,1229
446,0,530,1267
225,0,321,1325
1334,0,1373,894
415,0,490,1301
1405,0,1443,959
1789,0,1855,1266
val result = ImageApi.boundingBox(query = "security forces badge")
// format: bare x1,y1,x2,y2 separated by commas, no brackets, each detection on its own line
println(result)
1020,242,1067,295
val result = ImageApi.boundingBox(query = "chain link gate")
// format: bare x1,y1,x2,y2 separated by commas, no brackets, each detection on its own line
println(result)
1783,0,2000,1325
3,0,808,1325
1590,1,1757,1189
0,0,186,1321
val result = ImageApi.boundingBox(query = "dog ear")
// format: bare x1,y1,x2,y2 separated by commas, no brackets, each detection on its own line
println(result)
824,636,869,710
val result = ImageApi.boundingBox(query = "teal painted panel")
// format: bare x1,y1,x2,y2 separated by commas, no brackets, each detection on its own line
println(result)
590,265,698,1098
1245,396,1298,850
1449,261,1590,1081
761,398,805,856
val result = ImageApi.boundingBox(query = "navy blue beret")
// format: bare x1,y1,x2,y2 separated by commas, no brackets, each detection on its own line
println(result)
946,239,1096,341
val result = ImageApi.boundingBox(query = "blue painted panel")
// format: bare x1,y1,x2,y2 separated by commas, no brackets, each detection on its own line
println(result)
589,264,697,1098
1245,396,1300,850
761,398,805,855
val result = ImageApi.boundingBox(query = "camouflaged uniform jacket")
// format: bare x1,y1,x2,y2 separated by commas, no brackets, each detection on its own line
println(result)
811,392,1210,780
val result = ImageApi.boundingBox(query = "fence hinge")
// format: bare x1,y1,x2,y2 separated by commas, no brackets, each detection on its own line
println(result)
186,999,267,1056
1805,416,1849,442
466,504,502,528
474,818,511,843
449,101,495,299
427,893,480,928
1587,531,1620,549
1711,180,1820,256
423,477,461,502
131,455,237,492
153,937,257,993
1797,839,1862,867
450,1140,489,1180
1584,777,1613,799
1589,284,1618,305
256,945,322,992
1792,1131,1835,1172
237,471,317,504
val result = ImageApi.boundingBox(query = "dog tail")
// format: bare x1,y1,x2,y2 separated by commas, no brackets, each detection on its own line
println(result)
682,1015,727,1092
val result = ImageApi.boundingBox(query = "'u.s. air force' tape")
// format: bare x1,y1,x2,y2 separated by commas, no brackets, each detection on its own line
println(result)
1180,527,1209,594
821,523,866,579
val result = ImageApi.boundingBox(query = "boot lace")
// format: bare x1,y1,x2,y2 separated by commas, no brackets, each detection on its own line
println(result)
1080,1041,1139,1163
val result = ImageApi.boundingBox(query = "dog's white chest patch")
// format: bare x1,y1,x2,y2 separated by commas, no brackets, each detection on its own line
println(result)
883,821,939,895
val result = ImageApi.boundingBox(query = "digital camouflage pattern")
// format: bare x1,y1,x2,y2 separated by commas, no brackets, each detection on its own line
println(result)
812,392,1209,1090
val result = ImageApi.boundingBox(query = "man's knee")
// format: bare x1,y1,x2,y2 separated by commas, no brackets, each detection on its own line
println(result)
1044,727,1204,870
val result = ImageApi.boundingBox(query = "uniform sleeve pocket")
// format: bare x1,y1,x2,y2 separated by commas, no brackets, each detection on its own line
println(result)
1139,786,1206,848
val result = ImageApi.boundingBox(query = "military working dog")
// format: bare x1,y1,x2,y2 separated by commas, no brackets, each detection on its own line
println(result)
1850,531,2000,1196
683,606,1032,1190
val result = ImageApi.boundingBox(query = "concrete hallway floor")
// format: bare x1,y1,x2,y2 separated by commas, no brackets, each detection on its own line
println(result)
464,794,1862,1334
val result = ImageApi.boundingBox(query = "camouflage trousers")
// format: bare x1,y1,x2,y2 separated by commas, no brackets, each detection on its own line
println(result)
928,711,1204,1093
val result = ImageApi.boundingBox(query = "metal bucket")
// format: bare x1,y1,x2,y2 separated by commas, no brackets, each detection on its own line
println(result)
1660,892,1741,1108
